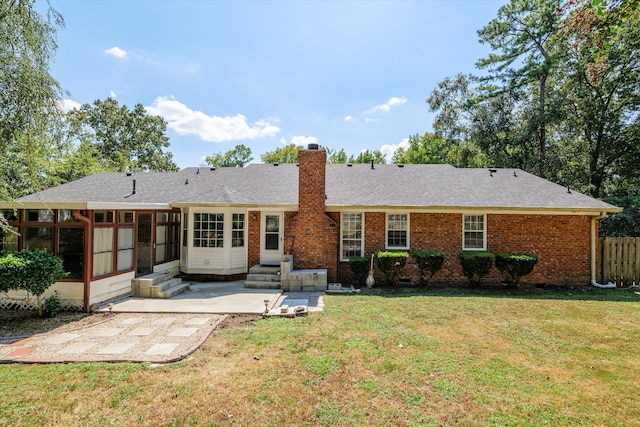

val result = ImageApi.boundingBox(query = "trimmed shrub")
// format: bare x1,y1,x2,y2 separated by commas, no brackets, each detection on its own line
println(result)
495,253,539,287
348,256,369,287
43,291,63,318
374,251,409,286
0,250,68,316
412,251,446,285
459,251,495,287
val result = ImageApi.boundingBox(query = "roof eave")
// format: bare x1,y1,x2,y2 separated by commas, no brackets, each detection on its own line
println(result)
325,204,622,215
0,201,88,210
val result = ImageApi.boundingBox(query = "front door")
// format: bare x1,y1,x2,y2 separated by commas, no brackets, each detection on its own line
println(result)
137,213,154,275
260,212,283,266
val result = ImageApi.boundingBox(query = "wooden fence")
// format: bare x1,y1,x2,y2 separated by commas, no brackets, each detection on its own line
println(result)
600,237,640,286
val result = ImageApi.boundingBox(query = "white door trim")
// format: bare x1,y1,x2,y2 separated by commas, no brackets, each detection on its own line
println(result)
260,211,284,265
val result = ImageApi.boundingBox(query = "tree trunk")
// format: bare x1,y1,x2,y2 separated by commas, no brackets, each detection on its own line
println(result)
538,74,547,178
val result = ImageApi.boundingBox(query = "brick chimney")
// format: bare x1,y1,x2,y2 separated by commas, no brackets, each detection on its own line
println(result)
289,144,338,281
298,143,326,217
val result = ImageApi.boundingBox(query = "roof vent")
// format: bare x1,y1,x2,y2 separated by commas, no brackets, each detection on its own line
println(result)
196,169,200,174
347,163,353,167
132,179,137,195
513,171,518,177
126,172,133,177
371,160,374,170
273,163,279,167
210,167,216,171
185,179,189,185
308,143,319,150
398,164,404,168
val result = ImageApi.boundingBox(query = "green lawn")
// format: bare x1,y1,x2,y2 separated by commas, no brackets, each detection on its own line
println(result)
2,287,640,426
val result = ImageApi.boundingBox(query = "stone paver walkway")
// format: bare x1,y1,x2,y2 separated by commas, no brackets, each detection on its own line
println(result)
0,313,225,364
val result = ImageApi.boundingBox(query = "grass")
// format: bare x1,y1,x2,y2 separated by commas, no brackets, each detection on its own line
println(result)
1,287,640,426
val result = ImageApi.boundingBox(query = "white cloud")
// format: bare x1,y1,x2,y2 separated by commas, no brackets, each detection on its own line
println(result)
368,96,408,113
380,137,410,161
145,96,280,142
104,46,162,66
345,96,408,124
57,99,82,112
290,135,318,147
105,46,128,59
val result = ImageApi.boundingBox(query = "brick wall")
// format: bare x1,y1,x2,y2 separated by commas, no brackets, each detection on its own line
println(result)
487,214,592,285
247,210,261,268
338,212,593,286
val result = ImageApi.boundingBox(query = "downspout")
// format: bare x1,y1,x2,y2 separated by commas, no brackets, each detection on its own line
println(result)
591,214,616,289
73,210,93,311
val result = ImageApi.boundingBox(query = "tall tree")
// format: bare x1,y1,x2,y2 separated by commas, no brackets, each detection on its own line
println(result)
349,149,386,164
392,133,448,164
476,0,562,177
428,0,640,201
0,0,65,202
562,0,640,78
427,74,517,168
204,144,253,167
260,143,302,163
326,147,348,163
61,98,178,178
554,7,640,198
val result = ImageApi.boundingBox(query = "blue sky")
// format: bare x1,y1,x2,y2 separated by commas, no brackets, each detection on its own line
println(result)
50,0,507,168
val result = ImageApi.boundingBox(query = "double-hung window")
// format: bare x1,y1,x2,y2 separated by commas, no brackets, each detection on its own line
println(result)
387,213,409,249
341,213,363,260
232,214,245,248
463,214,486,250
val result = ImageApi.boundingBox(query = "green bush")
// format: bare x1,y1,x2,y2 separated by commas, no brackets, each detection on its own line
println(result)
459,252,495,287
348,256,370,287
0,250,68,316
43,291,62,318
412,251,446,285
494,253,539,287
374,251,409,286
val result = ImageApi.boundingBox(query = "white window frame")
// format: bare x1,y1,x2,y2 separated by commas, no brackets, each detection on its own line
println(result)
193,213,225,248
386,212,409,250
340,212,364,261
462,214,486,251
232,213,245,248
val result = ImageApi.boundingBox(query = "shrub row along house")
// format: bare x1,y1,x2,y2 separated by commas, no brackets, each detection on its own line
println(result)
0,145,620,311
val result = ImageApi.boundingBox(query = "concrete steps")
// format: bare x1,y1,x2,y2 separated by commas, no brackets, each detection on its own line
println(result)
131,268,191,298
244,265,281,289
151,277,191,298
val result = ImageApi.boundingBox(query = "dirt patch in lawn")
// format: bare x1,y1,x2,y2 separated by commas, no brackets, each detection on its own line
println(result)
213,313,262,329
0,310,109,342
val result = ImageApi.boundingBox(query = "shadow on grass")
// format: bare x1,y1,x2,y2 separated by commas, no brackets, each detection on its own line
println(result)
340,282,640,303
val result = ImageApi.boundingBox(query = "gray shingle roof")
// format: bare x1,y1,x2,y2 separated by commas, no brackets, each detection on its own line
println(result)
13,164,618,212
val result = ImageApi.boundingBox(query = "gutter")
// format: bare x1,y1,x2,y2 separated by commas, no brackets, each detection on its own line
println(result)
73,210,93,311
591,214,616,289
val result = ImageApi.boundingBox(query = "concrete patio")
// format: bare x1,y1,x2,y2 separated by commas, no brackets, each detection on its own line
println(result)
96,280,324,315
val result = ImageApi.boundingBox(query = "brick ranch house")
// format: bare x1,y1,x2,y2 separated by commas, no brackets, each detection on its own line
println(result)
0,145,620,311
